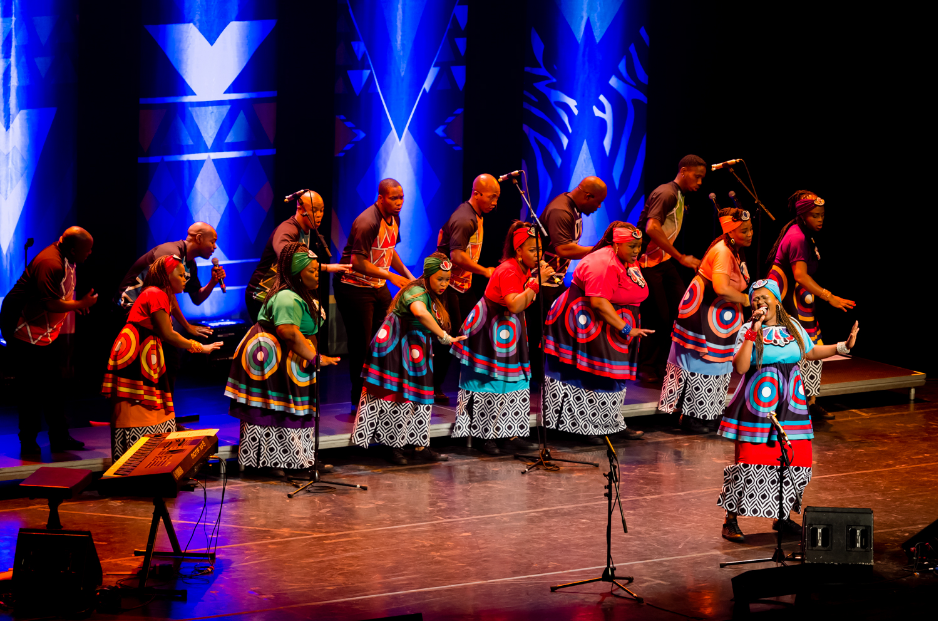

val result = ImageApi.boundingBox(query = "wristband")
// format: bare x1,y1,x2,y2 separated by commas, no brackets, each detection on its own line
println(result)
187,339,203,353
836,341,850,355
744,328,758,343
822,289,832,301
438,333,452,346
619,324,632,337
525,278,540,294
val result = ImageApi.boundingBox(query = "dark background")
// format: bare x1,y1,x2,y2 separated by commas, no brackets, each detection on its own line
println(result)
66,0,930,392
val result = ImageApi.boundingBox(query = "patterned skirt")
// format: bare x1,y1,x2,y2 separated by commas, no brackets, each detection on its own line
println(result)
768,264,824,398
671,275,743,366
657,361,731,420
102,323,174,416
351,388,432,448
238,421,317,470
800,358,823,398
111,418,177,461
450,296,531,382
361,314,435,404
717,361,814,443
453,385,531,439
543,355,629,435
717,439,813,519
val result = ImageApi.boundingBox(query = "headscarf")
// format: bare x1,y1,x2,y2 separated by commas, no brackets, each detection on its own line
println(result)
423,256,453,278
612,227,642,243
290,249,318,275
748,278,781,307
795,196,825,216
512,224,536,250
719,210,750,234
164,254,182,276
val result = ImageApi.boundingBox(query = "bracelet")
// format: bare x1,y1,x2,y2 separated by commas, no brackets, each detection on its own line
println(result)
744,328,758,343
525,278,540,294
619,324,632,337
822,289,832,301
308,354,320,367
836,341,851,355
187,339,203,353
438,333,452,346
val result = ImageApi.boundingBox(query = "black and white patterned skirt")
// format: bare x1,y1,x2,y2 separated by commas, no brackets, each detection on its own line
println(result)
351,390,432,448
111,419,177,460
543,377,628,436
452,388,531,439
800,358,823,397
238,421,317,469
657,362,731,421
717,462,812,519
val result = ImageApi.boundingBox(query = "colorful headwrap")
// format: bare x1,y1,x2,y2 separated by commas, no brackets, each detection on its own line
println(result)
164,254,182,276
795,196,825,216
423,256,453,278
612,227,642,243
290,249,318,275
512,224,536,250
748,278,781,307
719,209,751,234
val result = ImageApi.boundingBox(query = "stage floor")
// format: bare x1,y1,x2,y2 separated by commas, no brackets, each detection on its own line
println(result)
1,382,936,620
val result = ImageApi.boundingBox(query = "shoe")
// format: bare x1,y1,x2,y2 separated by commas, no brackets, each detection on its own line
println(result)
20,440,42,457
773,517,803,535
809,403,835,420
500,436,537,452
670,412,683,430
433,391,451,405
584,435,606,445
682,417,709,435
286,466,333,480
314,463,335,474
637,370,661,385
413,446,449,462
705,418,721,432
388,447,409,465
479,440,501,456
262,467,287,479
175,422,190,432
618,428,645,440
49,436,85,452
722,518,746,543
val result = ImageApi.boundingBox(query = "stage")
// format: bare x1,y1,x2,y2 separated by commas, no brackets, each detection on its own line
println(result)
0,379,936,620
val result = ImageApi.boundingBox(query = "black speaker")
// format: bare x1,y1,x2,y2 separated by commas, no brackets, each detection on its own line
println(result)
802,506,874,565
902,518,938,563
13,528,102,616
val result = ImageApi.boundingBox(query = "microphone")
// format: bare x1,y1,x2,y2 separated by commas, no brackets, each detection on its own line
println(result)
315,230,332,260
284,189,310,203
728,190,744,211
711,159,742,171
709,192,722,213
498,170,522,183
751,304,768,324
769,413,792,448
212,257,226,293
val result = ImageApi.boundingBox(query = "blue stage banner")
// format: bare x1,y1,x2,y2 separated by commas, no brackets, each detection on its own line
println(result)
523,0,648,255
1,0,78,307
333,0,469,274
139,0,277,320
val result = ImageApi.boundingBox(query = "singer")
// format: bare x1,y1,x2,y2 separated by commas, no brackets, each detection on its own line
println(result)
657,208,752,434
716,279,859,542
766,191,856,420
246,190,350,322
431,174,500,405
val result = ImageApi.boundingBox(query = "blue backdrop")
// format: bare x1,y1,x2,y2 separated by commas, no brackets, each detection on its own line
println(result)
523,0,648,262
0,0,78,309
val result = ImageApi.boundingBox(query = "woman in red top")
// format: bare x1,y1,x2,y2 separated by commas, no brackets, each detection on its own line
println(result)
543,222,654,444
102,255,221,459
451,222,555,456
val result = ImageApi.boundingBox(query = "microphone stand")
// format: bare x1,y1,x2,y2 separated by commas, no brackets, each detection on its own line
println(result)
510,175,598,473
726,162,774,270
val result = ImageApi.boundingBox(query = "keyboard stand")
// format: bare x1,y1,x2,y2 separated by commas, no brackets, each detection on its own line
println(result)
129,497,216,600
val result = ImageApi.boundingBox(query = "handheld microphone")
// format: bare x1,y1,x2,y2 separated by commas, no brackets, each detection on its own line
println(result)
709,193,722,213
211,257,226,293
769,413,792,448
751,304,768,324
498,170,522,183
711,159,742,171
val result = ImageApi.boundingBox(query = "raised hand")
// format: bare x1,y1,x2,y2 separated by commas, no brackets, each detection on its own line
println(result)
845,321,859,349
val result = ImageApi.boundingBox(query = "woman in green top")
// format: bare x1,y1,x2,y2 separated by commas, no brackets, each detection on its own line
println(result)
226,242,339,479
352,252,467,465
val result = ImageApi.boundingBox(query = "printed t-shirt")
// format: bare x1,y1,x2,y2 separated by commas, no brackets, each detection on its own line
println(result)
127,287,173,331
340,205,401,289
484,259,529,307
698,240,749,292
437,201,483,293
775,224,818,275
4,243,75,345
572,246,649,306
247,217,311,302
636,181,684,268
259,290,319,337
117,240,200,310
734,320,815,365
541,193,581,287
394,286,444,331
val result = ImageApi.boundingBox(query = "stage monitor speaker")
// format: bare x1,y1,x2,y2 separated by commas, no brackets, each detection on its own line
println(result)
901,518,938,562
13,528,102,616
802,506,873,566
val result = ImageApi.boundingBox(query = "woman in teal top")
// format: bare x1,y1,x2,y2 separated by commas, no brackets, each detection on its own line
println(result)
352,253,466,465
226,242,339,479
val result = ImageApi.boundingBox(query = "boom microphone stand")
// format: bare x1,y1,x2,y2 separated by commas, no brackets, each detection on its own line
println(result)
509,172,597,473
724,160,775,268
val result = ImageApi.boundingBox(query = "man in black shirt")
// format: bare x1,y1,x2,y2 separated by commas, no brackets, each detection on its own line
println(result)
526,176,606,382
635,154,705,384
432,173,500,404
334,178,414,412
245,190,349,321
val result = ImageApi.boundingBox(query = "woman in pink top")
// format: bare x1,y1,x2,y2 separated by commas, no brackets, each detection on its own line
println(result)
542,222,655,444
657,208,753,434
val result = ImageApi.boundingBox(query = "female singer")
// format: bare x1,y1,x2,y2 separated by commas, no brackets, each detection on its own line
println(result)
451,222,555,456
102,255,221,459
658,208,752,434
717,279,859,542
766,191,855,420
225,242,340,479
542,222,654,444
351,253,466,465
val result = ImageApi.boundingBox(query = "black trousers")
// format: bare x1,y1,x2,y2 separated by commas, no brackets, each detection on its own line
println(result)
637,259,686,377
432,286,478,393
334,280,392,408
9,337,70,443
524,284,566,384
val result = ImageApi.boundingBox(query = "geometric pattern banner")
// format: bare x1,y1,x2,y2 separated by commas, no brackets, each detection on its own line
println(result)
139,0,277,320
523,0,648,254
333,0,468,271
1,0,78,305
